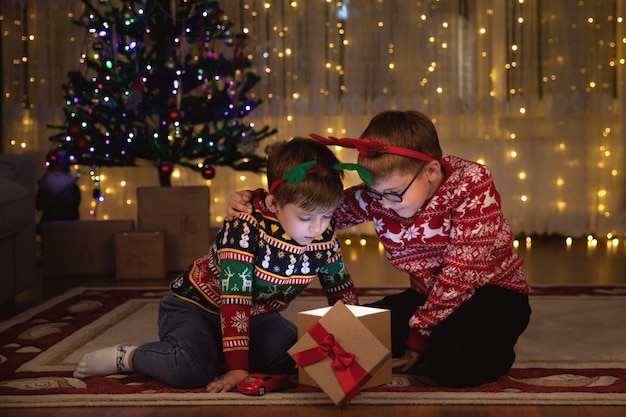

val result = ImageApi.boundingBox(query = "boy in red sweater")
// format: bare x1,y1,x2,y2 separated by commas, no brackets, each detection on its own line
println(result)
228,110,531,387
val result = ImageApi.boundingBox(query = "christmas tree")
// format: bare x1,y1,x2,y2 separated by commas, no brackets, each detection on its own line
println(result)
47,0,276,187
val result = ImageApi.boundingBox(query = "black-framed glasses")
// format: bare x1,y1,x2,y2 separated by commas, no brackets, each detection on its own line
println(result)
364,169,422,203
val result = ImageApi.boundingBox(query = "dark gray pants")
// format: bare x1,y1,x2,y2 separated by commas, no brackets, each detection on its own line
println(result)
133,296,297,388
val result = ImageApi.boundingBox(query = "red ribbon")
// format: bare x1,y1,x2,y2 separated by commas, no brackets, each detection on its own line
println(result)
291,322,370,402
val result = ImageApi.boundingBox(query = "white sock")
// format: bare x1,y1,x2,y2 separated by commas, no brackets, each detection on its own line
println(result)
73,344,136,378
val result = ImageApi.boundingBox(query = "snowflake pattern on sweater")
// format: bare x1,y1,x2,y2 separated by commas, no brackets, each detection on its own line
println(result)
171,188,358,371
333,155,529,336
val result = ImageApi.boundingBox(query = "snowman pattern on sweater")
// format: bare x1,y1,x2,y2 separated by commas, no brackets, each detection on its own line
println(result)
170,188,358,371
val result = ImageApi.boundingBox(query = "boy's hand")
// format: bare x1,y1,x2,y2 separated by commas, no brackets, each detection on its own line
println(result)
391,349,420,372
206,369,248,393
226,190,254,220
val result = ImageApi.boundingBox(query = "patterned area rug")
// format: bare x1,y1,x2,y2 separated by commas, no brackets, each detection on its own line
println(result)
1,286,625,407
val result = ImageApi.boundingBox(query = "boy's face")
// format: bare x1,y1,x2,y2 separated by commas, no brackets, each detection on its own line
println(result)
367,163,441,218
265,195,336,245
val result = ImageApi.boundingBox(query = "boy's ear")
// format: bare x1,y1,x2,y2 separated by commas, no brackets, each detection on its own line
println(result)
265,194,279,213
425,160,442,179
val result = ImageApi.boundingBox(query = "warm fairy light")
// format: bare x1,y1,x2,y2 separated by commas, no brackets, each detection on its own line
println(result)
565,237,572,246
2,1,624,238
513,239,520,248
360,238,367,246
525,236,532,248
344,238,352,246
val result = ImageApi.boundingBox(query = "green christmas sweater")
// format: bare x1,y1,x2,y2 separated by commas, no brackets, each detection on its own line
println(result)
170,188,359,371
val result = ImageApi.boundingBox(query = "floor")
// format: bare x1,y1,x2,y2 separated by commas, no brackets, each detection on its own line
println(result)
2,234,625,322
1,234,625,416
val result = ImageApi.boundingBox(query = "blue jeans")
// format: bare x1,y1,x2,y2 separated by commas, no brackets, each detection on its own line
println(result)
132,295,297,389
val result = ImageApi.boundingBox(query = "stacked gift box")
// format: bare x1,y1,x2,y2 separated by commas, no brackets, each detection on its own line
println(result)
41,185,210,279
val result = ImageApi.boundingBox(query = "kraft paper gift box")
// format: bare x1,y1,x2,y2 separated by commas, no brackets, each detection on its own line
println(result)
115,231,166,279
137,186,210,271
42,220,134,277
288,301,391,406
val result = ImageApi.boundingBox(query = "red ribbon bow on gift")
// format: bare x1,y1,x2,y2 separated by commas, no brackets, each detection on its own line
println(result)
310,133,434,163
291,322,370,402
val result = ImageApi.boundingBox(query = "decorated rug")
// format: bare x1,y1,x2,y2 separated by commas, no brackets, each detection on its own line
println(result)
1,286,625,407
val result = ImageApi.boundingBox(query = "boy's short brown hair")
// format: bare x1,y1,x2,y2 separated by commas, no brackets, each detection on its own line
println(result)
267,137,344,211
357,110,443,181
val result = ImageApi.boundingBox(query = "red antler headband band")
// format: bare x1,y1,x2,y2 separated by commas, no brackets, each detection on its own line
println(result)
309,133,434,163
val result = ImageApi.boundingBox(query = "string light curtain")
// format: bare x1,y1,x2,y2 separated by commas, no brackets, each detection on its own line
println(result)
2,0,624,237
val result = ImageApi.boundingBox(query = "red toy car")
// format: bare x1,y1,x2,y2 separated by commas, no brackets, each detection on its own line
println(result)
237,373,292,396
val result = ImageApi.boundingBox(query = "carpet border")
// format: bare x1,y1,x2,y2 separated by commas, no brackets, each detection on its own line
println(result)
0,286,169,333
1,392,625,408
2,285,626,408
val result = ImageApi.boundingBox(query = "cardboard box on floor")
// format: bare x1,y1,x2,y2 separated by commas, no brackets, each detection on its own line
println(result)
42,220,134,277
137,186,210,272
115,231,166,279
288,301,391,406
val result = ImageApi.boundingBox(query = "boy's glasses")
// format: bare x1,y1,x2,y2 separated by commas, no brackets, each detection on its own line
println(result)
364,169,421,203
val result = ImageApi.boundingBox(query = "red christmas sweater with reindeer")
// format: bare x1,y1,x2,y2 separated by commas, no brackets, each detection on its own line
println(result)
170,189,358,371
333,155,530,351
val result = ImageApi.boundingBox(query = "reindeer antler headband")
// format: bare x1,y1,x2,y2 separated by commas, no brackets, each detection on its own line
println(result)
309,133,434,163
269,160,374,194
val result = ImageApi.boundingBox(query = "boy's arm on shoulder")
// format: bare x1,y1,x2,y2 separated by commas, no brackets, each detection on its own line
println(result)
226,190,254,220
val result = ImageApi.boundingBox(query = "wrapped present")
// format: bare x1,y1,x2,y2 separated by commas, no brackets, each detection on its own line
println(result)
115,231,166,279
288,301,391,406
42,220,134,277
137,186,210,271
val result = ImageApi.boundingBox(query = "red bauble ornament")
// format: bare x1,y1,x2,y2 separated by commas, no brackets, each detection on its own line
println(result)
67,123,82,137
74,136,89,151
201,164,215,179
169,109,181,120
159,162,173,174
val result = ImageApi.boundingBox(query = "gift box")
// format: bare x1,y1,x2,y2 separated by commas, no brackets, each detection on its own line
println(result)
288,301,391,406
115,231,166,279
137,186,210,271
42,220,134,277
